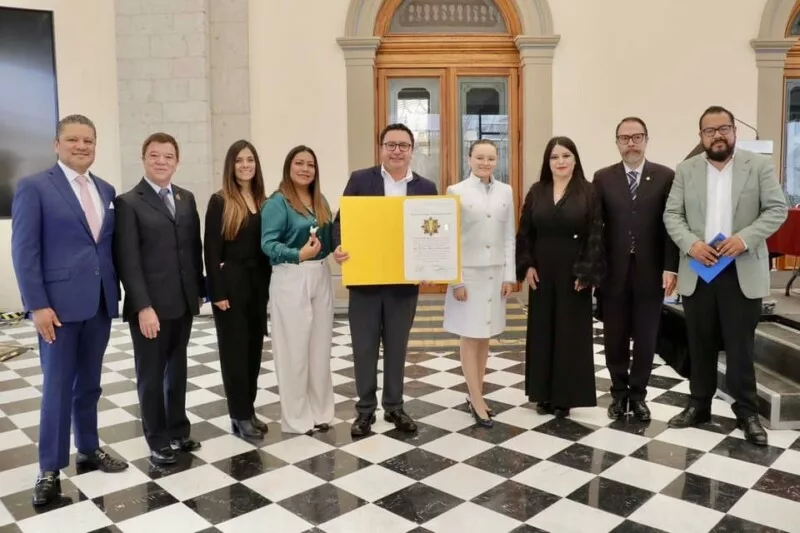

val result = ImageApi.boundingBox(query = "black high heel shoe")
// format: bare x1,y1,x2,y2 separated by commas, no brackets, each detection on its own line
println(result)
467,399,493,428
466,396,495,417
232,419,264,440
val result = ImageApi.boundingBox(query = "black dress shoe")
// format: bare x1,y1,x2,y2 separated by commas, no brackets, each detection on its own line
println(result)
170,438,201,452
76,448,129,473
553,407,570,418
232,419,263,440
630,400,651,421
738,416,768,446
350,412,376,437
384,408,418,432
250,415,269,433
668,406,711,428
536,402,554,415
32,471,60,506
314,423,331,432
150,447,177,465
607,398,628,419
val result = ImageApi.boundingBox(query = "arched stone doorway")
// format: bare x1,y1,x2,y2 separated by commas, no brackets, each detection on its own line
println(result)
337,0,559,194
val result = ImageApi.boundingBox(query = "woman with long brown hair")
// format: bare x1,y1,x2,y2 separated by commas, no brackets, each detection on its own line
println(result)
204,139,271,440
261,145,335,435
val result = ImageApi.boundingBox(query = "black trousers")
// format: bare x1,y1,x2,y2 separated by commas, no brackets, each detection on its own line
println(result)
131,312,193,451
349,287,418,415
683,264,760,419
602,254,664,401
212,275,266,421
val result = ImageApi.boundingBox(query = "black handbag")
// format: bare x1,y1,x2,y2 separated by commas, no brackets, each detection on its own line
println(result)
655,305,691,379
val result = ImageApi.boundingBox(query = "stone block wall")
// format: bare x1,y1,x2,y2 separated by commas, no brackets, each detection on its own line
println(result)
116,0,251,215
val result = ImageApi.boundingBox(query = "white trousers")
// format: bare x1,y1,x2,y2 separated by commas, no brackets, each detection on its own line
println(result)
269,259,335,433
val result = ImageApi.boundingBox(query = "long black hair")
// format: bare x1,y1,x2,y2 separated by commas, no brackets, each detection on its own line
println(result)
537,136,586,185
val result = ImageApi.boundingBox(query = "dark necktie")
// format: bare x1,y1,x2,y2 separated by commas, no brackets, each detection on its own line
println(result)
159,187,175,218
627,170,639,200
627,170,638,252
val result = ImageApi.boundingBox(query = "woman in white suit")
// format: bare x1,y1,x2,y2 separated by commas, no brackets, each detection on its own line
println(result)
443,139,516,428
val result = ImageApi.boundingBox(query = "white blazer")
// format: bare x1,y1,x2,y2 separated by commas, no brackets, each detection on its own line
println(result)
447,174,516,282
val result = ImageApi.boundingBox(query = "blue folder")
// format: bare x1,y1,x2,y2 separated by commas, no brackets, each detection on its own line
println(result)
689,233,734,283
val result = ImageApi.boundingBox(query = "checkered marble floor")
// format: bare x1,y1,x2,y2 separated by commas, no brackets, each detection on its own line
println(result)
0,301,799,533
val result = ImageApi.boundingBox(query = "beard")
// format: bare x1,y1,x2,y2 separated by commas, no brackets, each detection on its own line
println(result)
705,139,734,162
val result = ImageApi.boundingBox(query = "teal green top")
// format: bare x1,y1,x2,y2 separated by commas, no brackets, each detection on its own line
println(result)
260,191,333,264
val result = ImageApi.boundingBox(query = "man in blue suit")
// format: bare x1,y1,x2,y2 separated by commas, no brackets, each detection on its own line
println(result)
11,114,128,506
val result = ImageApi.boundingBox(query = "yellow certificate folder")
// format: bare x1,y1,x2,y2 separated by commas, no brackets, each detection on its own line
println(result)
339,195,461,286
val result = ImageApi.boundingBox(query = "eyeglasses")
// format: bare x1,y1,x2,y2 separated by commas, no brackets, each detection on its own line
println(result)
383,142,412,152
616,134,646,145
701,124,733,137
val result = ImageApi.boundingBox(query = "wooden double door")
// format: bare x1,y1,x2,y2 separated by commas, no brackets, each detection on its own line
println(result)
377,67,521,292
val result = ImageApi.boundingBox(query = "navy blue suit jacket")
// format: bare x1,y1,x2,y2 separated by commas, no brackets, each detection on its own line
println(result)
11,164,119,322
332,165,438,292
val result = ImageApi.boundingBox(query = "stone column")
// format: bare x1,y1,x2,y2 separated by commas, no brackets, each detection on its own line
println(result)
751,38,795,180
330,37,380,309
515,35,560,193
115,0,213,207
337,37,381,173
209,0,251,193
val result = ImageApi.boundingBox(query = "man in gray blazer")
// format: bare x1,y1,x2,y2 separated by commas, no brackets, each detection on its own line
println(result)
663,105,787,446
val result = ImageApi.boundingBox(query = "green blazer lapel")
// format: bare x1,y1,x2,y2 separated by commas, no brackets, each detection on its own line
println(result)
691,156,708,219
732,150,753,214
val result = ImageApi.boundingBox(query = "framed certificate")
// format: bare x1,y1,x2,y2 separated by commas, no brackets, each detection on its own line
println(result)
339,195,461,286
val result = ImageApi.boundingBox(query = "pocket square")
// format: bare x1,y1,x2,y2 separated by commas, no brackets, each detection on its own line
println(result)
108,202,115,209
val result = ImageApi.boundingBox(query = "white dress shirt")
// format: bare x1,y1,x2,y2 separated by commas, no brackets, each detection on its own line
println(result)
447,174,516,282
59,160,104,223
704,156,734,243
381,165,413,196
144,176,175,211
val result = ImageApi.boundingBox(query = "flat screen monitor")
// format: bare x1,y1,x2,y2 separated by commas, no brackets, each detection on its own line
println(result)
0,7,58,218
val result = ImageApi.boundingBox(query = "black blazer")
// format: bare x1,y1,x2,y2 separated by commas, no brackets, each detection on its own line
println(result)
203,192,271,304
593,160,679,297
114,178,205,321
332,165,438,293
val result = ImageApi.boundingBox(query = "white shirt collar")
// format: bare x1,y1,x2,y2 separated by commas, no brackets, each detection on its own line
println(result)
380,165,413,183
143,176,172,194
623,160,645,176
58,160,88,183
469,172,494,187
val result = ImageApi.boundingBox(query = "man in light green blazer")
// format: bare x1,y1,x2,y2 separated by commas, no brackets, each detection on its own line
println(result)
663,105,787,446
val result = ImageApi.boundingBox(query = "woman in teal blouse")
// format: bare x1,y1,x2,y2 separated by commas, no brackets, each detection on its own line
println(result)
260,145,335,435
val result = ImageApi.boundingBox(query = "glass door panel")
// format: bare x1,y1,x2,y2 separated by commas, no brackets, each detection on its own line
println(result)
387,77,442,190
784,79,800,207
457,76,510,184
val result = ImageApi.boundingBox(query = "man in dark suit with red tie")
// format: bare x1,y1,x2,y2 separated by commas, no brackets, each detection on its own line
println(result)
114,132,205,465
331,123,438,438
594,117,679,421
11,114,128,506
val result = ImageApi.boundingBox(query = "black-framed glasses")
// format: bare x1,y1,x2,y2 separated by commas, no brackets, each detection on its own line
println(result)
616,134,646,145
701,124,733,137
383,142,412,152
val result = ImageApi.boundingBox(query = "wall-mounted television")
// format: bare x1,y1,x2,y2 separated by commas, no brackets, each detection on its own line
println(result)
0,7,58,218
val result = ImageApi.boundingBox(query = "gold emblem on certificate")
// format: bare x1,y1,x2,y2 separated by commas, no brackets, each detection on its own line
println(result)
421,217,440,236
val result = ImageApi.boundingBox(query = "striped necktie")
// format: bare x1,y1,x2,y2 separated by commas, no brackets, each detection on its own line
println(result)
627,170,639,200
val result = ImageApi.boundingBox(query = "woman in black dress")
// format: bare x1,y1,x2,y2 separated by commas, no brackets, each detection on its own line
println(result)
516,136,605,418
204,140,271,440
